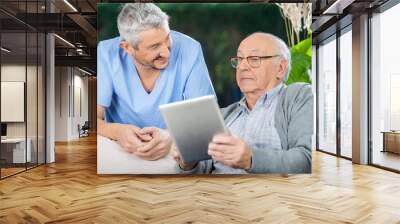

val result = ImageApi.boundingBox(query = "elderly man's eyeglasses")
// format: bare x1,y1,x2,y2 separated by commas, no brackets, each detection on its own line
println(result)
230,55,281,68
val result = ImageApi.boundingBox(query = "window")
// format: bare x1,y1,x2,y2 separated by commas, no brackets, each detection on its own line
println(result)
371,3,400,171
317,36,337,154
312,45,317,150
0,1,47,179
340,28,352,158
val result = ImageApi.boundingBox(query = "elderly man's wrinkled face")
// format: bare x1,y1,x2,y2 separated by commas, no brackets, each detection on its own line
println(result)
121,27,172,70
235,35,286,94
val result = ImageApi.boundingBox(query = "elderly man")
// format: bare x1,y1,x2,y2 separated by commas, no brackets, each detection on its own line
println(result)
97,3,215,161
175,32,313,174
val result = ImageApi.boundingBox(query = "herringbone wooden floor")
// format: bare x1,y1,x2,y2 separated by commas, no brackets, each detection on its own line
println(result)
1,135,400,224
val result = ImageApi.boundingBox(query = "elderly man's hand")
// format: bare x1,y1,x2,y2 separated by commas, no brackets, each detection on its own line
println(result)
171,145,198,171
134,127,172,161
208,133,252,170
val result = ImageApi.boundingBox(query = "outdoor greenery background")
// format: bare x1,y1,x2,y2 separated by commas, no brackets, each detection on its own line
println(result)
98,3,310,107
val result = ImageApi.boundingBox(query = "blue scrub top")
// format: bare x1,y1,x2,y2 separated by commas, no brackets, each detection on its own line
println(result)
97,31,215,129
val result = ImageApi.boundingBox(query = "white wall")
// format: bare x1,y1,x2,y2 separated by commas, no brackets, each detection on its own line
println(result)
1,65,25,132
1,63,46,164
72,73,89,138
54,67,89,141
55,66,69,141
1,82,25,122
1,65,41,138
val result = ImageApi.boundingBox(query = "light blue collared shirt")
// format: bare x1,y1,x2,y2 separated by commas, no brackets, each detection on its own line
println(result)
97,31,215,128
213,83,284,174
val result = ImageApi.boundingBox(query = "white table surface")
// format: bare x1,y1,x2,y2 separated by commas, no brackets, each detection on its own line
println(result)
1,137,31,163
97,135,177,174
1,138,26,143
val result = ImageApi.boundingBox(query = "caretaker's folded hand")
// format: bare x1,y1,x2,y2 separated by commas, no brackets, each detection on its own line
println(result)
134,127,172,160
208,133,252,170
171,145,197,171
116,124,150,153
136,132,153,142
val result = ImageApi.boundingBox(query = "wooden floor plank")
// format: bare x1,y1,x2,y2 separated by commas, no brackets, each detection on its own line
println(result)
0,135,399,223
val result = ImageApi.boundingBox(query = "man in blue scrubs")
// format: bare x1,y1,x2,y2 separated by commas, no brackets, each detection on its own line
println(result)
97,3,215,161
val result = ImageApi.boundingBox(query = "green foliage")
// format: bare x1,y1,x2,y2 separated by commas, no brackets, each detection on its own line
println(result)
285,37,312,85
97,3,123,42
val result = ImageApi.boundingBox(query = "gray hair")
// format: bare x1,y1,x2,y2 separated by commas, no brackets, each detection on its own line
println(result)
117,3,169,49
272,34,291,82
248,32,292,82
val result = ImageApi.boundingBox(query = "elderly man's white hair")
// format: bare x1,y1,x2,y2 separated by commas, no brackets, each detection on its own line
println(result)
117,3,169,49
249,32,292,82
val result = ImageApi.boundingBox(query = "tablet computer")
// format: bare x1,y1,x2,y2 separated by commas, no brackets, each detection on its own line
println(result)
159,95,227,164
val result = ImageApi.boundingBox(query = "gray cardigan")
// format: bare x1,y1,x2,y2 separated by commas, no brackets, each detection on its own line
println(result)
178,83,314,174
